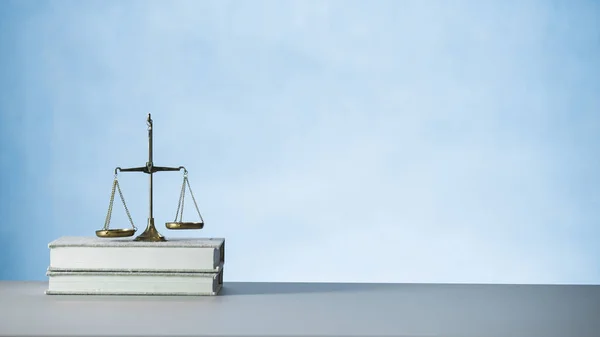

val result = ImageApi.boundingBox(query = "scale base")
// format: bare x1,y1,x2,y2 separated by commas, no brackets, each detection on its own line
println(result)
134,218,166,242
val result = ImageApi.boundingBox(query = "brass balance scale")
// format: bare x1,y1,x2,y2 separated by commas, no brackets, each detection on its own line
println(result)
96,113,204,242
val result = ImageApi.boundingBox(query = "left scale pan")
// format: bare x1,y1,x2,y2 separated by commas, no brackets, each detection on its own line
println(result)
96,228,136,238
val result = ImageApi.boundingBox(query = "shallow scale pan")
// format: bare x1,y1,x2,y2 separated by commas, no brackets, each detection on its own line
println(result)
165,222,204,230
95,228,136,238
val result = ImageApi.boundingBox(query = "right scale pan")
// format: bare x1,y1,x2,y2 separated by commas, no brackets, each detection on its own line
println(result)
165,222,204,230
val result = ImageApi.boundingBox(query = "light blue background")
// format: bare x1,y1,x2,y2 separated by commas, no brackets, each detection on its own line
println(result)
1,0,599,284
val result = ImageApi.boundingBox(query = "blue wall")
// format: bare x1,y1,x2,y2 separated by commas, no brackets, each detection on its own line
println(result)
1,0,599,284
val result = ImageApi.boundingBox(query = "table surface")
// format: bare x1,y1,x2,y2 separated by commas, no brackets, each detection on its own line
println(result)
1,281,599,337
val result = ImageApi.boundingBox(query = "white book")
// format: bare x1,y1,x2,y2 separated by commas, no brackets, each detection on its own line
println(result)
45,269,224,296
48,236,225,273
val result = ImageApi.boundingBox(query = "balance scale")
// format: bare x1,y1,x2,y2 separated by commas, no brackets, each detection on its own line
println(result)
96,113,204,242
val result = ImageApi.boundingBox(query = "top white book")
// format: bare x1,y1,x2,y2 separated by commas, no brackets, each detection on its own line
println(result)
48,236,225,273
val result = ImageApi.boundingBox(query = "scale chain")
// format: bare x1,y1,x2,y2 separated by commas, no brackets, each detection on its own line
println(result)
186,176,204,223
174,173,204,223
116,179,136,230
103,179,117,230
174,175,186,222
103,175,137,231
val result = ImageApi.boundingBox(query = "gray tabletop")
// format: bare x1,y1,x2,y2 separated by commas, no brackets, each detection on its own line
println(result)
1,281,599,337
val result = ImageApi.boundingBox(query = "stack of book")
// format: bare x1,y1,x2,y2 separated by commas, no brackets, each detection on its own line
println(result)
45,236,225,296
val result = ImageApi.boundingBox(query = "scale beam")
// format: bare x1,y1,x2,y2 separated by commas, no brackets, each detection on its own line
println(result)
116,166,185,175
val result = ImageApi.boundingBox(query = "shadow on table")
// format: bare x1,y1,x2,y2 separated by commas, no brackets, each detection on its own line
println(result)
221,282,393,296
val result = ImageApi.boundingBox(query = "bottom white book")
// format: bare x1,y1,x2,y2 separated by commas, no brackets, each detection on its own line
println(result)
46,269,223,296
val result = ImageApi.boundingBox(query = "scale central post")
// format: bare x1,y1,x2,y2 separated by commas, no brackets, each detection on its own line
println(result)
118,113,185,242
136,113,163,241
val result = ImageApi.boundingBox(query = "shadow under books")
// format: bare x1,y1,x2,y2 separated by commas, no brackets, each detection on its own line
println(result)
221,282,391,296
